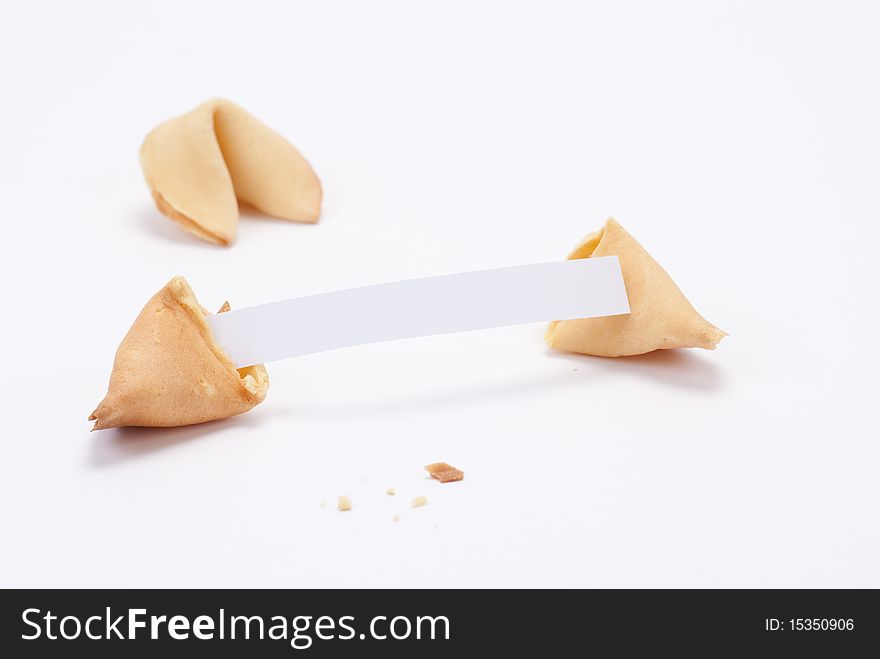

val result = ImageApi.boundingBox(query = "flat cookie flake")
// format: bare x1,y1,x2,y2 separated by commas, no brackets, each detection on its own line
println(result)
425,462,464,483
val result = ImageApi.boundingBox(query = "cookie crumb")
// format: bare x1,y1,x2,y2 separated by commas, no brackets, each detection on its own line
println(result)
411,496,428,508
425,462,464,483
338,495,352,512
386,487,396,495
392,515,400,522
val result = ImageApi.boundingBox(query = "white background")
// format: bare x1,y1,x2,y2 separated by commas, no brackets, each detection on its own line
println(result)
1,1,877,588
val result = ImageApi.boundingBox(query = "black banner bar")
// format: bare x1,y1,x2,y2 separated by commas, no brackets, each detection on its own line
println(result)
1,589,876,656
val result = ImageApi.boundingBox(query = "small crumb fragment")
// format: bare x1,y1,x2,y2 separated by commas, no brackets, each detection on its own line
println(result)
386,487,396,496
338,495,352,512
411,496,428,508
392,515,400,522
425,462,464,483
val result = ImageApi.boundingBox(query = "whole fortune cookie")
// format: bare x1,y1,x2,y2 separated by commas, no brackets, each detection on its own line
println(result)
89,277,269,430
546,219,726,357
140,98,322,246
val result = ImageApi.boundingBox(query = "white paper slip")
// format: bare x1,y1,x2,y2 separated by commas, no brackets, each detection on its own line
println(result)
208,256,630,368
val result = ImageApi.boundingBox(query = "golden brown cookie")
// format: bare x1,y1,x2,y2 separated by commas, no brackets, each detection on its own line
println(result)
90,276,269,429
546,219,725,357
140,98,321,245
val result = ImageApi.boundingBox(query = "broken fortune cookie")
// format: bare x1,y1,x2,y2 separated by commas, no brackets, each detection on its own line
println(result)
140,98,322,246
545,219,726,357
89,277,269,430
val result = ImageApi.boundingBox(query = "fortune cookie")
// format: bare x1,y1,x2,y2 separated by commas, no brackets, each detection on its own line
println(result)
140,98,322,246
89,277,269,430
545,219,726,357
